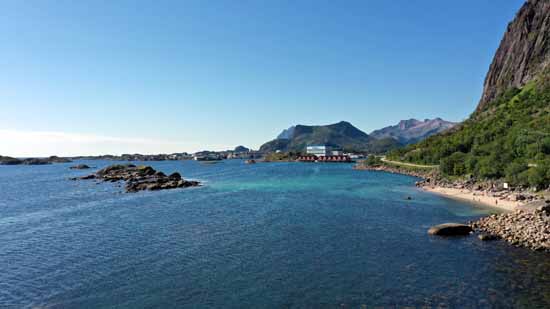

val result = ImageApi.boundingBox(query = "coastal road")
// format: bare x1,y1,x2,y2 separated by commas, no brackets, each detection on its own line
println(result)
380,157,438,169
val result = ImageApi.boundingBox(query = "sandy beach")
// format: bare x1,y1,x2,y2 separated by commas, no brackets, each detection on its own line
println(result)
421,186,524,212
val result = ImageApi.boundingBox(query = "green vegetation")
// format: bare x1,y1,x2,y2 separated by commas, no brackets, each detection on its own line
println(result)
263,151,303,162
358,155,436,176
363,155,382,167
388,73,550,189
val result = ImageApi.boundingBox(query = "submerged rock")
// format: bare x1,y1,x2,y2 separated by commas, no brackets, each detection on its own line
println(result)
428,223,472,236
70,164,90,170
478,234,500,241
76,164,200,193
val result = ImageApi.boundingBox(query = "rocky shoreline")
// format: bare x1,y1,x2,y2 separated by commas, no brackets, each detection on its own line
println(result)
72,164,200,193
355,163,545,208
356,163,549,253
470,205,550,252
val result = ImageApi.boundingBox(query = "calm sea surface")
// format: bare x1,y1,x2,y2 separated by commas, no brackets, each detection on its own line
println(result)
0,160,549,308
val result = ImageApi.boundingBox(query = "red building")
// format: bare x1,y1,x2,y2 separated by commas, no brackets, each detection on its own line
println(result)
297,155,352,163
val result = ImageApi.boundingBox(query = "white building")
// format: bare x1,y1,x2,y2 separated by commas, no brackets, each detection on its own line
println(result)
306,145,331,157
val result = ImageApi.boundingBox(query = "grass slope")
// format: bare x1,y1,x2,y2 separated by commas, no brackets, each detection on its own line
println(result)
388,71,550,189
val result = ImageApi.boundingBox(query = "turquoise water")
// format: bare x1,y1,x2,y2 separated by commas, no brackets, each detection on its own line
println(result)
0,160,549,308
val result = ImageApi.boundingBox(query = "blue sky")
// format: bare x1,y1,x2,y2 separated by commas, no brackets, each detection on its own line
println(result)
0,0,524,156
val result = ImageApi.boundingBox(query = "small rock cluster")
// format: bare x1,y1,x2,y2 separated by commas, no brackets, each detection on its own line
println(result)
73,164,200,193
470,205,550,252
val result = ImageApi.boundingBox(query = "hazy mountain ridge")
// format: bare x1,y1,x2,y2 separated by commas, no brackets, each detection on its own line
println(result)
370,118,457,145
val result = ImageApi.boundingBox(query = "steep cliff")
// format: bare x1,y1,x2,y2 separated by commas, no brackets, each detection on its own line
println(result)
388,0,550,189
477,0,550,112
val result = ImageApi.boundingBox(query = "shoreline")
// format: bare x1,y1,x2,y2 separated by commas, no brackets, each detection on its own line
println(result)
355,163,550,252
420,185,522,212
354,164,539,212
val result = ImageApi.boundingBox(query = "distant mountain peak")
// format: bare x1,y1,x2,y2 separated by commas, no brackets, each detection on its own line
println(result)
398,119,421,130
276,126,296,140
371,118,457,145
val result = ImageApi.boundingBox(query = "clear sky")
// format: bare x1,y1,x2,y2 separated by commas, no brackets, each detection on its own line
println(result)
0,0,525,156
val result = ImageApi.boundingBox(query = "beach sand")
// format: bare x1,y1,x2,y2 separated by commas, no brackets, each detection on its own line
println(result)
421,186,524,212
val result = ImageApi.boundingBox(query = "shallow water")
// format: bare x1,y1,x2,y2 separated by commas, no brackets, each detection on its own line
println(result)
0,160,548,308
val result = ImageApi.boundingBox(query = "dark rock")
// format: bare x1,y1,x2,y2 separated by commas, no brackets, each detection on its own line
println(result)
137,165,156,176
168,172,182,180
536,205,550,213
428,223,473,236
478,234,500,241
70,164,90,170
79,164,199,193
245,159,256,164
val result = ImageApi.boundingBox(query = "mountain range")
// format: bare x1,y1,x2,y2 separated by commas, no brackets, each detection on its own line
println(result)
260,118,456,154
260,121,400,154
370,118,456,145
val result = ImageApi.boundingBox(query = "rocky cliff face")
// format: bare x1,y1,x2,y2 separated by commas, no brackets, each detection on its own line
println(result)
477,0,550,112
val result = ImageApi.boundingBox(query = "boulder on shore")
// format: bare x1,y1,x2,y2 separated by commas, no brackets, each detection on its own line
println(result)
428,223,472,236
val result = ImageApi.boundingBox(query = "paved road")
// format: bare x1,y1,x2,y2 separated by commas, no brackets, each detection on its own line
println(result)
380,157,438,169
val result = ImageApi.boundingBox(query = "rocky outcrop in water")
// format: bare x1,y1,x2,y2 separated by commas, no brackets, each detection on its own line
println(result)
470,204,550,252
428,223,473,236
73,164,200,193
477,0,550,112
70,164,91,169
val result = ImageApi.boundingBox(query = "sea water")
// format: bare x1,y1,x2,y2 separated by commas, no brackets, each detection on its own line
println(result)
0,160,548,308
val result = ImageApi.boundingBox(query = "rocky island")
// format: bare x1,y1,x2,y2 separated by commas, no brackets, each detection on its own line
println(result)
73,164,200,193
0,155,72,165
